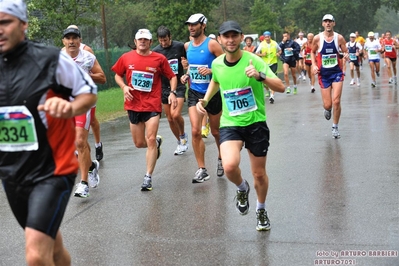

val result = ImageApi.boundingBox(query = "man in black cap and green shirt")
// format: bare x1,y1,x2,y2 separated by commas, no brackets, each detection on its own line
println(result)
196,21,285,231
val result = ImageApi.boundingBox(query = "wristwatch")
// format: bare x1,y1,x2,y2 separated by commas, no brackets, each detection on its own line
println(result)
256,72,266,82
170,90,177,95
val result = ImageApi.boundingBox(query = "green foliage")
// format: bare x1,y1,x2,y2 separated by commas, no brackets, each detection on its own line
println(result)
250,0,280,37
28,0,102,46
147,0,219,43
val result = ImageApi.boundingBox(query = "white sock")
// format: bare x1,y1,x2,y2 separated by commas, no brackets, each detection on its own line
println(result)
237,179,248,191
257,201,266,211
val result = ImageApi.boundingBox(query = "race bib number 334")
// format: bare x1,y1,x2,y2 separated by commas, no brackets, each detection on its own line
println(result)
0,106,38,152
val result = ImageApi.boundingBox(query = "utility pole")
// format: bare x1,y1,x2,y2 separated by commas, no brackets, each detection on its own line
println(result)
101,2,111,88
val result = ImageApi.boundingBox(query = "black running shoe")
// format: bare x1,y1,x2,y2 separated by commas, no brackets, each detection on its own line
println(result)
256,209,271,231
95,142,103,161
235,180,250,215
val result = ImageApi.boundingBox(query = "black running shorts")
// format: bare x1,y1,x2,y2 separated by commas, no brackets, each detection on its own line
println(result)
127,111,161,124
3,175,76,239
219,121,270,157
187,89,222,115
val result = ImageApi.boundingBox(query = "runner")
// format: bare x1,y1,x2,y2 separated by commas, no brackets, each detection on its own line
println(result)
346,32,362,87
62,26,104,198
62,25,105,161
296,32,307,81
303,33,316,92
255,31,281,103
363,31,382,87
0,1,97,264
181,13,225,182
279,32,301,94
311,14,349,139
152,26,189,155
112,29,177,191
243,36,256,53
382,30,398,84
355,31,366,69
196,21,285,231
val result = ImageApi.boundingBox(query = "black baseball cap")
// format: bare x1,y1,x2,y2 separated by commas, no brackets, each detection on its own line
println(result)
219,21,242,35
63,28,81,38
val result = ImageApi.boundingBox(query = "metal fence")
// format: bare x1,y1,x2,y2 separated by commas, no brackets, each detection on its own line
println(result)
94,47,132,91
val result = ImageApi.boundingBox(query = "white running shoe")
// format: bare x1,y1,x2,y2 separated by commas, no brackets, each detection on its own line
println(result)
74,182,89,198
350,79,355,85
88,160,100,188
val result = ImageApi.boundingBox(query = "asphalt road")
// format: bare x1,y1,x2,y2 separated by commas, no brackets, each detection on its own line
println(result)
1,63,398,266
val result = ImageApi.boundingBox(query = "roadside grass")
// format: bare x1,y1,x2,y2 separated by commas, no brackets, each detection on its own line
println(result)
96,88,126,123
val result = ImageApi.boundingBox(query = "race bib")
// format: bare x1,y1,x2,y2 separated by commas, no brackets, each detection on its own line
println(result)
223,87,257,116
284,48,293,57
168,59,178,74
189,64,210,84
385,45,392,52
306,53,311,60
131,71,154,92
0,106,38,152
321,54,338,68
369,49,377,55
349,53,357,61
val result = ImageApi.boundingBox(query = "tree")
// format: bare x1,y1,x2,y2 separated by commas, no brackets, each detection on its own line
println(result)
250,0,280,38
279,0,382,38
28,0,102,46
146,0,219,43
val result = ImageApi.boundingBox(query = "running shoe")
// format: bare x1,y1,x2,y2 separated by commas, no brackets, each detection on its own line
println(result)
371,81,376,87
302,75,306,81
174,141,183,155
174,138,188,155
394,76,397,84
156,135,163,159
293,87,297,95
376,72,380,77
201,125,210,138
88,160,100,188
192,168,210,183
357,78,360,87
332,126,341,139
74,182,89,198
95,142,103,161
256,209,271,231
217,158,224,177
286,87,291,94
141,175,152,191
350,79,355,85
389,78,393,84
235,180,250,215
269,96,274,104
324,109,332,120
311,87,315,93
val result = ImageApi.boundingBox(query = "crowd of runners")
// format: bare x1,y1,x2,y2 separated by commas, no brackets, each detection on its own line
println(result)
1,0,398,263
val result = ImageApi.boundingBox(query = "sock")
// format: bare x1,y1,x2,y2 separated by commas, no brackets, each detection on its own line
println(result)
81,180,88,185
95,142,102,148
89,162,96,171
179,133,186,139
237,179,248,191
145,173,151,178
201,126,206,130
333,123,338,128
257,201,266,211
